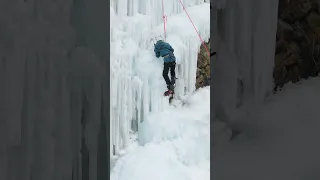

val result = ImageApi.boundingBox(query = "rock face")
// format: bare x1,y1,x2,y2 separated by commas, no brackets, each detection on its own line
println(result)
0,1,109,180
274,0,320,91
196,41,210,89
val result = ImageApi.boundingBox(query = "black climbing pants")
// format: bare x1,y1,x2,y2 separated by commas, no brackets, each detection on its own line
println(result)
163,61,176,86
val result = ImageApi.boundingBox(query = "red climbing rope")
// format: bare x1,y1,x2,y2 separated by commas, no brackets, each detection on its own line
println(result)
161,0,210,56
178,0,211,57
162,0,167,41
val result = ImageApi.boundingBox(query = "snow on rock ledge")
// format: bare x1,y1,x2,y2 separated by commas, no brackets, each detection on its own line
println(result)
110,1,210,156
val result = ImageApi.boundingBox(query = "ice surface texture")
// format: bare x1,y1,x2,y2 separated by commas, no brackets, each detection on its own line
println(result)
211,0,279,121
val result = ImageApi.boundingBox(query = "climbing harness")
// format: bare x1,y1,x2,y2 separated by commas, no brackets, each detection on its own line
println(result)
161,0,211,57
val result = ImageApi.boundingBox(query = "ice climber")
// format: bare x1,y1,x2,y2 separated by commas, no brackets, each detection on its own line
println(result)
154,40,176,96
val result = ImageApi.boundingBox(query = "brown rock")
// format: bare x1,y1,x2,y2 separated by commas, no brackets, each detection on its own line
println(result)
313,27,320,43
196,68,201,77
196,75,204,89
274,0,320,89
197,56,208,68
287,64,301,83
275,52,286,66
276,40,287,54
204,65,210,76
306,11,320,27
284,42,300,66
196,41,210,89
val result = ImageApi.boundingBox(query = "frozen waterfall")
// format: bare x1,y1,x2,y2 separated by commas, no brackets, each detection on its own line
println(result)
211,0,279,121
110,0,210,156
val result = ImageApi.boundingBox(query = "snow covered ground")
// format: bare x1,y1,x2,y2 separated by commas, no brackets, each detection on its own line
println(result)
213,77,320,180
111,87,210,180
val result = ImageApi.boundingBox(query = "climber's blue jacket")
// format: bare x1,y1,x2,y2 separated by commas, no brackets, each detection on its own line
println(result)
154,40,176,63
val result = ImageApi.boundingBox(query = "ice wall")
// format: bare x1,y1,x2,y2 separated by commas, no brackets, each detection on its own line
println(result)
211,0,279,120
0,0,110,180
110,1,210,156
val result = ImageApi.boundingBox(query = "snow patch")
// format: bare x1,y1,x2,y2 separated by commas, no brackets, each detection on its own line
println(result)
111,87,210,180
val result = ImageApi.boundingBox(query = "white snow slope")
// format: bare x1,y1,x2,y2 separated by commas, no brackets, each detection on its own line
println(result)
110,0,209,156
112,87,210,180
213,77,320,179
110,1,210,179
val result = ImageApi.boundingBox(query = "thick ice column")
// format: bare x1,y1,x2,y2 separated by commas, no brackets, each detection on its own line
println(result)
251,0,279,103
111,0,207,26
211,0,278,119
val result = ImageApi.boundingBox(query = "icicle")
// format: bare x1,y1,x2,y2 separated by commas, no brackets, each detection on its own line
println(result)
211,0,278,120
